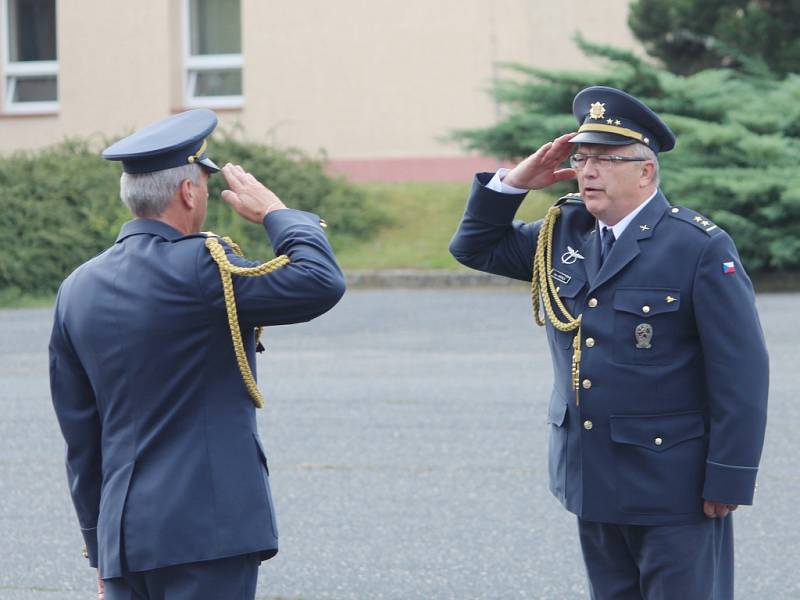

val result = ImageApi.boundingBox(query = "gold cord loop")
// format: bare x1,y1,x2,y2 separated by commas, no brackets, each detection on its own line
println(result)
531,206,584,404
205,235,290,408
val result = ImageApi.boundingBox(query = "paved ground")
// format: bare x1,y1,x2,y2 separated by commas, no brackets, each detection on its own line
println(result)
1,289,797,599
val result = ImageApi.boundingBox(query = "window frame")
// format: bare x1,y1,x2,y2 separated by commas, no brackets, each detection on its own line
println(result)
182,0,243,109
1,0,59,114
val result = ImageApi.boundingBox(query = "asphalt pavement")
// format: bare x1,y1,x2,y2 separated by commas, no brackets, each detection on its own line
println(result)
1,289,797,599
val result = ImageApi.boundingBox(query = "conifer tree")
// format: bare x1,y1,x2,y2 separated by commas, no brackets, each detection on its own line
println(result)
453,36,800,273
629,0,800,77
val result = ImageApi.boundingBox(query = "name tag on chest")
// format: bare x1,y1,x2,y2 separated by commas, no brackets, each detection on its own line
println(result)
550,269,572,285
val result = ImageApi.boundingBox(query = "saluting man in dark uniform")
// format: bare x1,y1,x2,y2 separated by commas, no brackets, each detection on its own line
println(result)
49,109,345,599
450,87,769,599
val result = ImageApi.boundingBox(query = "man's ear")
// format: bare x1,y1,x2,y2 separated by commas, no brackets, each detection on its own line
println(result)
178,178,195,209
640,161,657,187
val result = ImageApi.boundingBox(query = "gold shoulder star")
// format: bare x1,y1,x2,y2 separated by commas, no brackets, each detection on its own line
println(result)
614,120,622,126
606,119,614,124
589,102,606,120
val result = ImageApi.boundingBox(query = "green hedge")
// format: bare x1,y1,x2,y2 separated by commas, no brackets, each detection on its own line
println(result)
0,136,384,297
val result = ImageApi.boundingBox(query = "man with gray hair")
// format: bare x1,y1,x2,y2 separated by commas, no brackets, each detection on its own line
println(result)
450,87,768,598
49,109,345,599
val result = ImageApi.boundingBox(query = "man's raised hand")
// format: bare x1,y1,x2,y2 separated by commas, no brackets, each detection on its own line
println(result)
220,163,287,223
502,132,577,190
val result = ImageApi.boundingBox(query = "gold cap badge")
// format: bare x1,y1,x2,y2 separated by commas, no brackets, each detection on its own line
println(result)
589,102,606,120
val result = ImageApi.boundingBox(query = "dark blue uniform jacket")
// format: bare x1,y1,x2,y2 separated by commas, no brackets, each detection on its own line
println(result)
49,209,345,577
450,174,769,526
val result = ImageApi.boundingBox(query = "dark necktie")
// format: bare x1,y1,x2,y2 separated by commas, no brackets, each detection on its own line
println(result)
600,226,616,265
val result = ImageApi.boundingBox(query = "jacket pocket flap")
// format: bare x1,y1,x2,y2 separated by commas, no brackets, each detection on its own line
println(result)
547,392,568,427
613,289,680,317
610,412,704,452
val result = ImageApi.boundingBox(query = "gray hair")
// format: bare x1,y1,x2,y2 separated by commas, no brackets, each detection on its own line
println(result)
119,163,203,217
630,142,660,187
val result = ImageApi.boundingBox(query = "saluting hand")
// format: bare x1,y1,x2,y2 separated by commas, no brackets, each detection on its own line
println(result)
220,163,287,223
503,132,577,190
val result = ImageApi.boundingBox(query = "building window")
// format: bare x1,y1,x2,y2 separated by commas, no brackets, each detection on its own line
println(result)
2,0,58,113
184,0,242,108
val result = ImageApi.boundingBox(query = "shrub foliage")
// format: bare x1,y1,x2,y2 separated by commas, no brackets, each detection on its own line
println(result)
0,136,383,296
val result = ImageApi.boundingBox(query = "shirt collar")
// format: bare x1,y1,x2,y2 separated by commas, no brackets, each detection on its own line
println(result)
598,188,659,239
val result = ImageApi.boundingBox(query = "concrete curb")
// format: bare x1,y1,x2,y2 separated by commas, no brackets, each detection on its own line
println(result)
344,269,526,288
343,269,800,292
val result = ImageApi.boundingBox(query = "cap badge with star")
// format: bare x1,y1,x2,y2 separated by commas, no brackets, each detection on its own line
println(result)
589,102,606,120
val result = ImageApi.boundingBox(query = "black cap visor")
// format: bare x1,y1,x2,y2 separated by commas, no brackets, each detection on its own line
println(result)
198,156,220,173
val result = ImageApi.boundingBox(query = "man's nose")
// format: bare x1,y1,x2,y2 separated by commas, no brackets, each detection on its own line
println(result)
581,163,599,178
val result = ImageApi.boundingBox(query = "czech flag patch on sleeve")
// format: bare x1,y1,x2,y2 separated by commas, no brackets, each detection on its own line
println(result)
722,261,736,274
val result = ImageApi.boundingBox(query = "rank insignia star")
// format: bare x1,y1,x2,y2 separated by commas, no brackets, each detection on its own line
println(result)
589,101,606,120
614,120,622,126
606,119,614,124
693,216,703,223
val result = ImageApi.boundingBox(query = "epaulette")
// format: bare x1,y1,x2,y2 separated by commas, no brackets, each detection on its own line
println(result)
554,192,584,207
667,206,722,236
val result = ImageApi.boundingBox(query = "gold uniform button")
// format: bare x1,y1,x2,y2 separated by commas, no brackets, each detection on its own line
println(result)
588,298,598,308
642,305,651,314
582,379,592,389
585,337,595,348
654,437,663,446
583,420,593,430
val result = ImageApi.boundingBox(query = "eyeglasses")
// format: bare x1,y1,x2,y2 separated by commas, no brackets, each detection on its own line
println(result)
569,153,648,169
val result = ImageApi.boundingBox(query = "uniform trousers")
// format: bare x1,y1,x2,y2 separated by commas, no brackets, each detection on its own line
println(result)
103,553,260,600
578,515,733,600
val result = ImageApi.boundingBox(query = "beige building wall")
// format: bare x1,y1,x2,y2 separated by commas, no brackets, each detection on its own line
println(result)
0,0,641,180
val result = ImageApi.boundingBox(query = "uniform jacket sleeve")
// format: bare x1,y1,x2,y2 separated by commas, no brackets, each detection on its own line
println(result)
198,208,346,327
449,173,541,282
48,291,101,567
693,232,769,505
